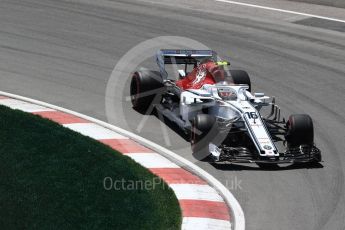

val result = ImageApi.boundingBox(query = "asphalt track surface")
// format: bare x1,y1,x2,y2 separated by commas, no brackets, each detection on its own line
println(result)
1,0,345,229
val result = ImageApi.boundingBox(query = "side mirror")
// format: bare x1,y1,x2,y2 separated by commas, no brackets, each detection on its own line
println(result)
254,92,265,97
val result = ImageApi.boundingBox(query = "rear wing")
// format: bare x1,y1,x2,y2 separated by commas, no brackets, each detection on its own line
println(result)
156,49,218,79
157,49,217,64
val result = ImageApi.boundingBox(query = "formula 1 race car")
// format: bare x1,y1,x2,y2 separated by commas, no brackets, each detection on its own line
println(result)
129,49,321,164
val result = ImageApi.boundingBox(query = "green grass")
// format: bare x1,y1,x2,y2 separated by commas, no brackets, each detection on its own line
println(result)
0,105,181,230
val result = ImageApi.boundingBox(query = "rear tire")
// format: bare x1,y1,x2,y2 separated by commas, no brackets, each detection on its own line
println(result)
286,114,314,147
191,114,216,161
130,70,164,113
230,70,251,92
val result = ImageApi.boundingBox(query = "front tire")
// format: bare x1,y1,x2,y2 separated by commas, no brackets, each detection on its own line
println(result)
286,114,314,147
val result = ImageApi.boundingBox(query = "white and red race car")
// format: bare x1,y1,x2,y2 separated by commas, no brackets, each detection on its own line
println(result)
130,49,321,164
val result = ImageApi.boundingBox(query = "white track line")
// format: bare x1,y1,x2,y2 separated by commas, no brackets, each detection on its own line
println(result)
64,123,128,139
169,184,224,202
126,153,180,168
182,217,232,230
215,0,345,23
0,98,55,113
